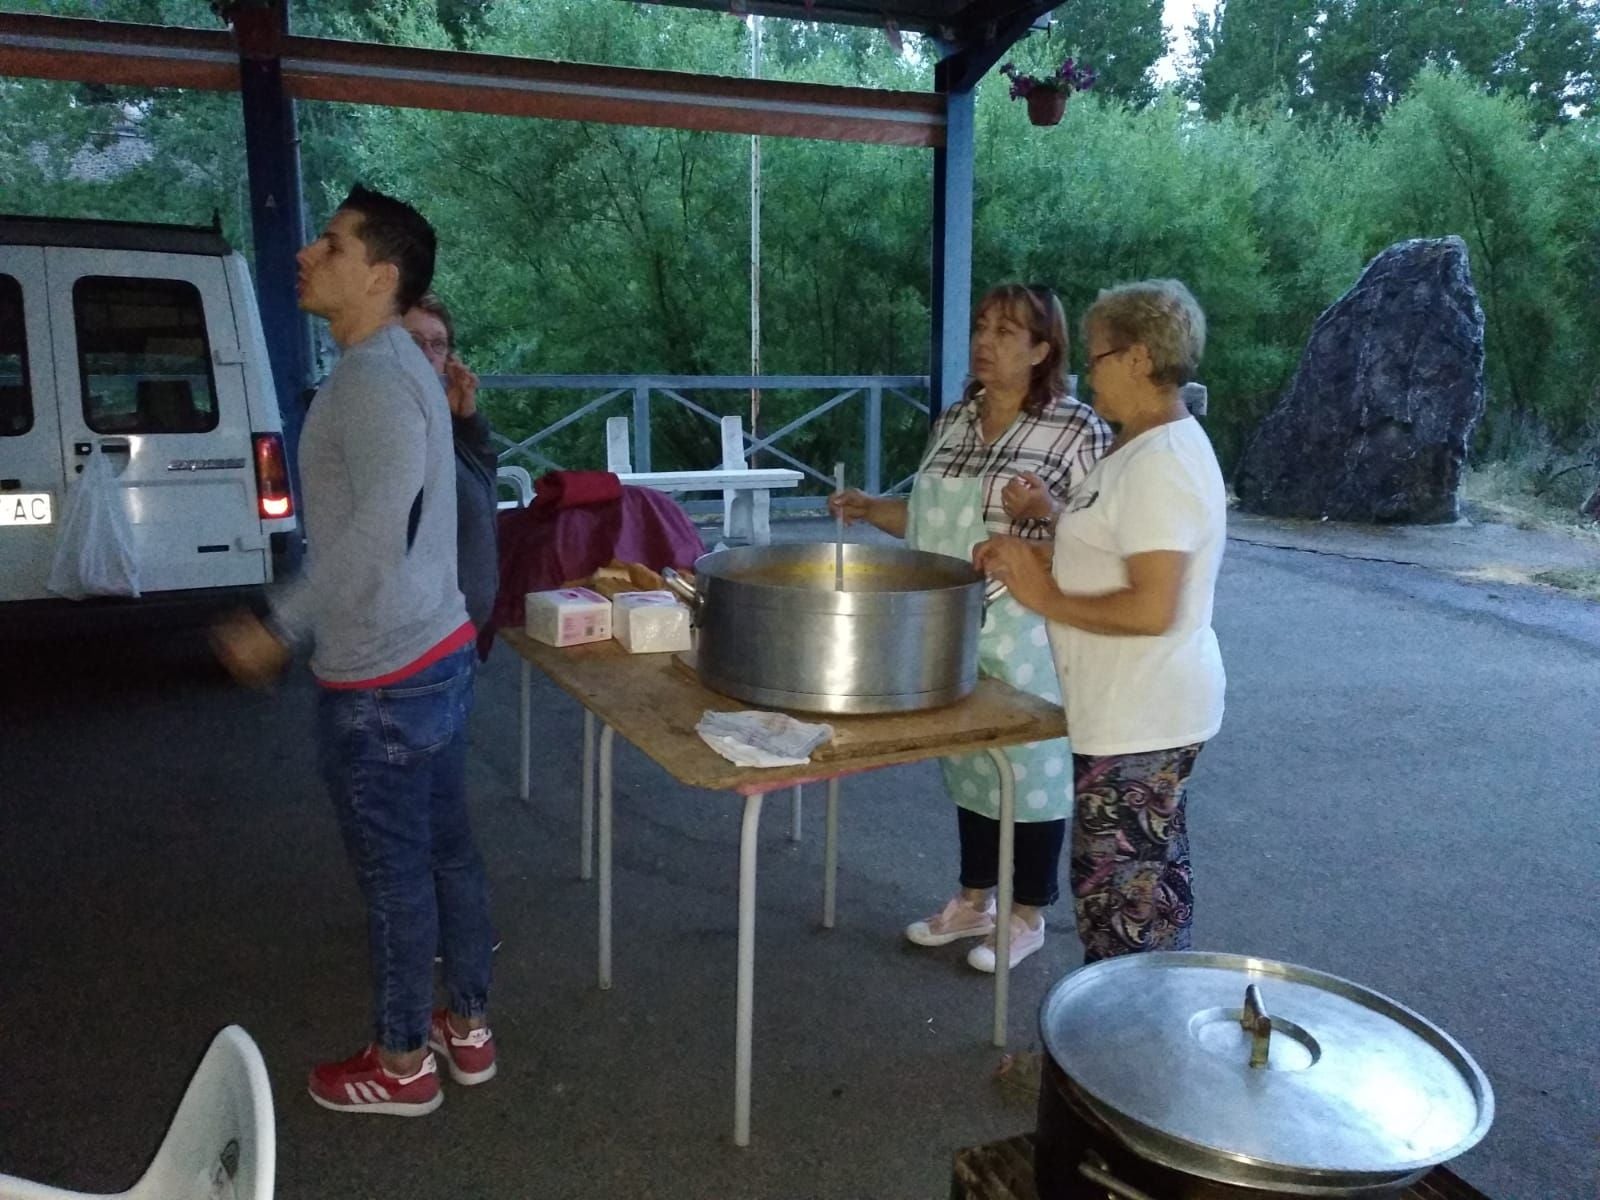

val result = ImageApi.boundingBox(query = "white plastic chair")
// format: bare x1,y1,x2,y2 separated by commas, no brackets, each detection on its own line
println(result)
496,464,534,510
0,1025,275,1200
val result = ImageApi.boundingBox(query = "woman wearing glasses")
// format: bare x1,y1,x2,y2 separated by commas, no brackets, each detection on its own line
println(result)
974,279,1225,964
830,283,1110,971
402,294,499,639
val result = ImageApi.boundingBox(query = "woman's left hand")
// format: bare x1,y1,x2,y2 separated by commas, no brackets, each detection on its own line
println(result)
1001,470,1055,522
973,535,1058,615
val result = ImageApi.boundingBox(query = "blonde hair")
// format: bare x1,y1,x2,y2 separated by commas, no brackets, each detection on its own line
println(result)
1083,279,1206,387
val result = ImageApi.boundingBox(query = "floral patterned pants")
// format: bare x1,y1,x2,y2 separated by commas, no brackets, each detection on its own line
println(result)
1070,744,1203,962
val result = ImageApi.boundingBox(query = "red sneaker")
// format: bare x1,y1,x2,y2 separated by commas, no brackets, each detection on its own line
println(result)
428,1009,497,1085
308,1045,442,1116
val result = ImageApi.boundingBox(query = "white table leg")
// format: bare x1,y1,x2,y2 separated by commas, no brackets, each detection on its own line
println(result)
734,791,765,1147
598,723,615,991
581,710,596,882
519,660,531,804
726,491,751,542
988,747,1014,1048
822,779,840,929
789,784,803,843
752,488,771,544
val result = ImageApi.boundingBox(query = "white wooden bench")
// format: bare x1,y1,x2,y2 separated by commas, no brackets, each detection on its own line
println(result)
605,415,802,545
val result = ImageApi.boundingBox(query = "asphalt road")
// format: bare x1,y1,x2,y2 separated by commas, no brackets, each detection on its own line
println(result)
1,525,1595,1199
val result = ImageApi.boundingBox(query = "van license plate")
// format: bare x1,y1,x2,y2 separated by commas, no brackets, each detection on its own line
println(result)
0,493,53,526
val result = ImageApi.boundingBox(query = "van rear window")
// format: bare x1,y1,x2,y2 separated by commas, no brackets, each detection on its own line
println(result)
73,276,220,435
0,275,30,437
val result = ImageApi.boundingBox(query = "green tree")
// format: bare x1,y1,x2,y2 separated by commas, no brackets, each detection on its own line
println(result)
0,8,253,243
1358,69,1577,444
1189,0,1600,128
1188,0,1319,119
1496,0,1600,130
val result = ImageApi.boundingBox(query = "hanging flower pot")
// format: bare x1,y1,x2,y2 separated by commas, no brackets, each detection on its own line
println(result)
1001,56,1097,129
1026,89,1068,127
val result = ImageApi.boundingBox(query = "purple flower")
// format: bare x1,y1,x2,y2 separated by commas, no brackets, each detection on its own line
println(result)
1001,55,1095,102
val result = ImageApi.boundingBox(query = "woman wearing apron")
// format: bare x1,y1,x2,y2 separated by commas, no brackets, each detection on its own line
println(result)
829,283,1109,971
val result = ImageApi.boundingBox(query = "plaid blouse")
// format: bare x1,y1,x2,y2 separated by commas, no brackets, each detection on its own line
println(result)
921,393,1111,540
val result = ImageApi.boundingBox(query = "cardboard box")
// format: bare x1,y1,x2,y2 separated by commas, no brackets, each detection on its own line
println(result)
525,587,612,647
612,590,692,654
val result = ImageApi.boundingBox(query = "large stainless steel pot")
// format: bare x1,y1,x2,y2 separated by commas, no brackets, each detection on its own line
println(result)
1035,952,1495,1199
662,543,983,714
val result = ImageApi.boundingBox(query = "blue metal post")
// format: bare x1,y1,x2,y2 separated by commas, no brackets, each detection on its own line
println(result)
234,1,310,562
865,383,883,493
930,80,974,421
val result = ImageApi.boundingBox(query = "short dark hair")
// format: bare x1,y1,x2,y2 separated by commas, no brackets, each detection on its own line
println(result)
337,184,436,315
409,292,455,351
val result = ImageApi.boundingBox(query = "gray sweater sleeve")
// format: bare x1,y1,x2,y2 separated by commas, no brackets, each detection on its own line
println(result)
269,357,432,648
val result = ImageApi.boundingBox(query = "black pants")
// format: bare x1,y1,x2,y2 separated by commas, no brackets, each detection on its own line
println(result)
956,806,1066,909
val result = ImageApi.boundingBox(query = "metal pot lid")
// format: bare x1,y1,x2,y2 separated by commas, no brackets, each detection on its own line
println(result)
1039,952,1494,1179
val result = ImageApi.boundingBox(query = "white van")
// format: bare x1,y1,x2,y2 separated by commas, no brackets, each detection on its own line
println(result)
0,215,298,623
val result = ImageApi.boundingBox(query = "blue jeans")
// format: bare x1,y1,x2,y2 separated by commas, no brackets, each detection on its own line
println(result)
316,646,493,1053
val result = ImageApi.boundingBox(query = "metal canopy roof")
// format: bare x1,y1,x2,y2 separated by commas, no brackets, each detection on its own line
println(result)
630,0,1052,44
0,12,947,147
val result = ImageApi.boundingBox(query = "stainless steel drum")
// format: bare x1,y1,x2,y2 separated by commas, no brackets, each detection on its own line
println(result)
662,543,984,714
1035,951,1496,1199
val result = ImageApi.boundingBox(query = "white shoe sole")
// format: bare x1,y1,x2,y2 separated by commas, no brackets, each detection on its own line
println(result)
904,919,997,948
309,1086,443,1116
966,932,1045,973
428,1038,498,1086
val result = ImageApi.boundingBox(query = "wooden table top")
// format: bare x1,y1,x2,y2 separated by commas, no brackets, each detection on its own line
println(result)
499,629,1067,794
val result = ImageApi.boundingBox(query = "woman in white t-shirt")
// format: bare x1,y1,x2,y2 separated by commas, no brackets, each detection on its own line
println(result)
974,279,1225,962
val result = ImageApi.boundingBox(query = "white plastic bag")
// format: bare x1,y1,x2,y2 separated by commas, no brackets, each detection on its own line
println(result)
46,448,141,599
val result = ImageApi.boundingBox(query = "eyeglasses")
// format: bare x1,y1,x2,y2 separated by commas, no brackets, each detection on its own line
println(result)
1089,346,1127,367
410,335,450,358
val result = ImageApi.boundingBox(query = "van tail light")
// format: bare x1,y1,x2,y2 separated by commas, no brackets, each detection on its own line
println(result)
252,433,294,520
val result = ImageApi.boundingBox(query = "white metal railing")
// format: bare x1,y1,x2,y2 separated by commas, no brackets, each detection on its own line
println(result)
480,374,932,507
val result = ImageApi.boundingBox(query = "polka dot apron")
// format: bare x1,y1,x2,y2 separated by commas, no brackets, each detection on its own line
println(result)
905,428,1072,823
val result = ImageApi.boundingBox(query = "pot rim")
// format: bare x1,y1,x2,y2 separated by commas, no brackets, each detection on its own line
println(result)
1037,952,1495,1187
694,542,983,596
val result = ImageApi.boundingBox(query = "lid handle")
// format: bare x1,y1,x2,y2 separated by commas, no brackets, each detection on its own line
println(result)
1241,983,1272,1069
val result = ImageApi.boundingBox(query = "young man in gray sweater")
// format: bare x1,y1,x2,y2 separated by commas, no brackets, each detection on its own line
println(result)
213,185,496,1115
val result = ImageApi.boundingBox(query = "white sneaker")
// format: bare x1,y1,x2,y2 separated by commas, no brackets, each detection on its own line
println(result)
905,894,997,947
966,913,1045,972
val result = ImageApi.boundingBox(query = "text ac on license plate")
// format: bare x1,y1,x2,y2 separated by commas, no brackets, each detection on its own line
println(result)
0,493,53,526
